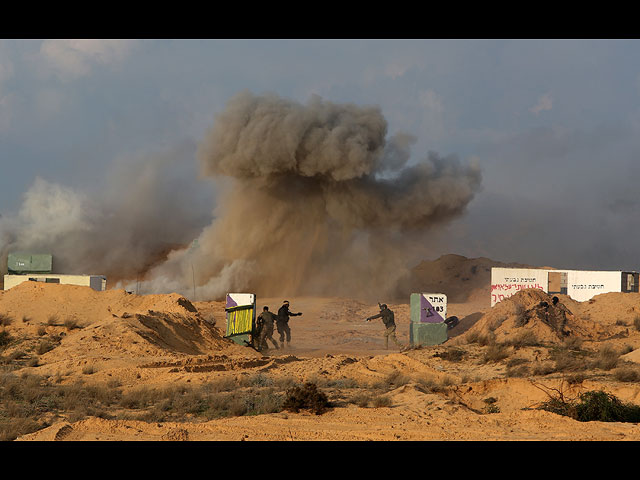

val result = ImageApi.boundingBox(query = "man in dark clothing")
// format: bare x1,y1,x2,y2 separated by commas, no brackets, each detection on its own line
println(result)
256,306,279,352
366,303,402,349
277,300,302,348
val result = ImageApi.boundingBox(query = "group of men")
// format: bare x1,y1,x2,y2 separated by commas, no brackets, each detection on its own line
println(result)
251,300,403,352
253,300,302,351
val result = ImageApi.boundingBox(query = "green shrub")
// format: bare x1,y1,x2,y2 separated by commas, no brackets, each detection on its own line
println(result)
539,390,640,423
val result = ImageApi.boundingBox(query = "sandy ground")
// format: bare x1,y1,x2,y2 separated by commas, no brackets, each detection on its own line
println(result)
3,256,640,442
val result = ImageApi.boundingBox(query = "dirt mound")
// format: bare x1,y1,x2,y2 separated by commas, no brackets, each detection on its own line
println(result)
458,289,579,344
397,253,549,304
455,288,640,346
0,282,253,380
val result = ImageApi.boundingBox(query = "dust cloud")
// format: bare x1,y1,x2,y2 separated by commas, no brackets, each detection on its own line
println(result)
137,91,482,301
1,91,481,301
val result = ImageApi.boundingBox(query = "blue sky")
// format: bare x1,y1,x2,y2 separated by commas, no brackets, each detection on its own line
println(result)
2,38,640,272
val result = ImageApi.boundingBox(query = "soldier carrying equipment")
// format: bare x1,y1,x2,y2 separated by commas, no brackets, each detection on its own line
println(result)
366,303,403,349
277,300,302,348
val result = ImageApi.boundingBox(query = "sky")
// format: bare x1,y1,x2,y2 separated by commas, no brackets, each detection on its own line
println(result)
1,38,640,279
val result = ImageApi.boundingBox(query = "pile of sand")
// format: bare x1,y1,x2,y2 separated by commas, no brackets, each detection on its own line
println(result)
0,282,253,381
456,287,637,346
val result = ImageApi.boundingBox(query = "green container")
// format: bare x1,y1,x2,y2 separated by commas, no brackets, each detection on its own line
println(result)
409,322,448,346
409,292,448,346
7,253,53,274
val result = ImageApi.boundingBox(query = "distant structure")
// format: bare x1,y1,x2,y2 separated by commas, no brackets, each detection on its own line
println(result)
3,252,107,292
491,267,639,306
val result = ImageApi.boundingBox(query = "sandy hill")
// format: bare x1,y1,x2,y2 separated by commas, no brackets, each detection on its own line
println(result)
0,282,254,382
397,253,549,304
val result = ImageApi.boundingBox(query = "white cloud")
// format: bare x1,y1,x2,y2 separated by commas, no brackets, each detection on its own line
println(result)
39,39,136,80
530,93,553,115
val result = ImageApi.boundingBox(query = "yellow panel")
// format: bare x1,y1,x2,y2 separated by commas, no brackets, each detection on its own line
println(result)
226,307,254,336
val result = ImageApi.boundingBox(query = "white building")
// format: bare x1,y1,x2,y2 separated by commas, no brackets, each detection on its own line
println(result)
491,267,638,306
3,274,107,292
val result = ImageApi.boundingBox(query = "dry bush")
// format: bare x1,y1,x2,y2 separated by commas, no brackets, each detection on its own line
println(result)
565,373,587,385
482,344,510,363
505,330,541,348
532,362,556,376
64,317,82,330
467,330,497,346
47,315,59,326
0,314,14,327
594,345,620,371
375,370,412,390
36,339,56,355
372,395,392,408
282,382,331,415
483,397,500,414
433,347,466,362
350,392,374,407
613,366,640,382
506,364,529,378
562,337,583,351
0,330,12,348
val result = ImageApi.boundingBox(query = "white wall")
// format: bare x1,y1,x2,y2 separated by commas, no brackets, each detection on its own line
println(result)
490,268,548,306
491,267,626,306
563,270,621,302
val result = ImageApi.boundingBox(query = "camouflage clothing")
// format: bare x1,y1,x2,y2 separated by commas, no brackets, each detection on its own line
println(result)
257,310,279,351
367,306,402,349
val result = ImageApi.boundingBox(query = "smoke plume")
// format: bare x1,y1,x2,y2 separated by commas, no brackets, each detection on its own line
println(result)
138,91,482,301
1,91,481,301
0,141,211,285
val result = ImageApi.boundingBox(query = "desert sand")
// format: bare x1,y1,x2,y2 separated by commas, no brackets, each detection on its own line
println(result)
3,254,640,442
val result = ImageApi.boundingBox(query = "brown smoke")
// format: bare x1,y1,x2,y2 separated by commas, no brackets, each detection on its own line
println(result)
139,91,482,301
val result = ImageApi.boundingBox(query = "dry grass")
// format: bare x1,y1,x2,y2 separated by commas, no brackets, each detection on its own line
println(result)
594,345,620,371
482,344,511,363
0,314,14,327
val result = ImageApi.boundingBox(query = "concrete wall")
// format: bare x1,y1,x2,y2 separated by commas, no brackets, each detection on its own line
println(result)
563,270,622,302
491,267,630,306
491,268,548,307
3,274,107,291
